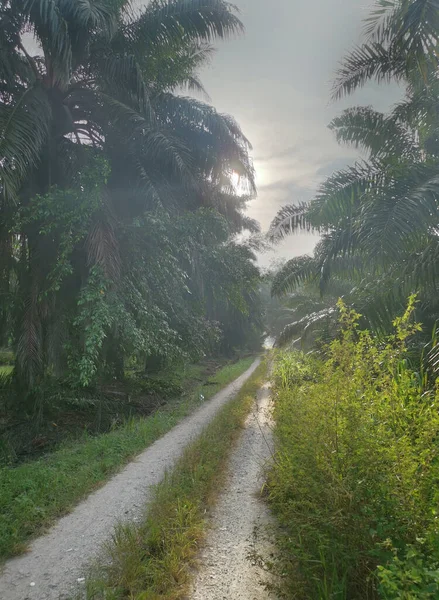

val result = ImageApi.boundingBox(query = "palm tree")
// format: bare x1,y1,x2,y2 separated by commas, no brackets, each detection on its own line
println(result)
0,0,261,388
269,0,439,345
1,0,249,204
332,0,439,100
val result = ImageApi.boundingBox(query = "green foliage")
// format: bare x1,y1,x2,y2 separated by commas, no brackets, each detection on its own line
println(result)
0,350,14,366
19,155,110,295
272,349,318,389
73,267,113,386
269,300,439,599
268,1,439,351
0,0,263,400
377,543,439,599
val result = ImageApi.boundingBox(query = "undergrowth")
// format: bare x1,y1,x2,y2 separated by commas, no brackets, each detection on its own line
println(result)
83,360,267,600
268,298,439,599
0,358,243,465
0,356,255,561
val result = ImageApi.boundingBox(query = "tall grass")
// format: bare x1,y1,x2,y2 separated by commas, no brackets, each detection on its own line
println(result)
268,300,439,599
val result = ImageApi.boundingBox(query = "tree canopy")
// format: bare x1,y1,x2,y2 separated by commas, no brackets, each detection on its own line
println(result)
0,0,263,395
269,0,439,353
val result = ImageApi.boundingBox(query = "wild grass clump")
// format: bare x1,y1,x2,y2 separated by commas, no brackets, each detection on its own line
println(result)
84,361,267,600
269,298,439,599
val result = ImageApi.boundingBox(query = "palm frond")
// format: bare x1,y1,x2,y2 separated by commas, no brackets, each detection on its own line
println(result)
308,160,394,229
277,307,337,347
126,0,243,51
363,0,400,41
91,52,154,117
0,28,34,99
271,256,317,298
392,78,439,154
156,94,251,152
358,162,439,258
397,0,439,67
19,0,72,85
208,189,259,233
354,275,410,333
0,85,51,203
329,106,419,159
336,1,439,99
408,235,439,291
155,94,255,190
313,232,364,293
268,202,313,242
78,89,193,177
331,42,406,100
183,75,209,97
58,0,117,33
140,40,215,94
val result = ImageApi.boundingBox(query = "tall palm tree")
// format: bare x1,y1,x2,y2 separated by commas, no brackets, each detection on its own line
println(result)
0,0,260,388
269,0,439,345
0,0,247,203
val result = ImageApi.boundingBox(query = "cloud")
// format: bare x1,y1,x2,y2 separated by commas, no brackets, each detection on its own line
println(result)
259,178,312,195
257,145,301,163
199,0,403,261
315,157,355,181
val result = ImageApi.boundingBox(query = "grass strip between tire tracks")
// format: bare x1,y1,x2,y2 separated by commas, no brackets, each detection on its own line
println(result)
0,357,256,561
83,359,268,600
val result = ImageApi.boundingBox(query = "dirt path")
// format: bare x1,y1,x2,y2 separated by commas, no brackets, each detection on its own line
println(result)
0,359,260,600
189,382,277,600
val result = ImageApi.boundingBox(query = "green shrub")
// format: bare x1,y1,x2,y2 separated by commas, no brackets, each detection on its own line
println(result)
0,349,14,366
272,349,319,390
377,543,439,599
269,298,439,599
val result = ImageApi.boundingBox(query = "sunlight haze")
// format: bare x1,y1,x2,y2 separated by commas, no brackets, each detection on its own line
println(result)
200,0,403,265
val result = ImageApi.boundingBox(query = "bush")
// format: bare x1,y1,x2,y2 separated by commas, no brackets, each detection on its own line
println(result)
377,543,439,599
0,349,14,366
268,298,439,599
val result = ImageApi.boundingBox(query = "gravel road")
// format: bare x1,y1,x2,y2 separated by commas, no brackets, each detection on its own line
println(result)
190,382,277,600
0,359,260,600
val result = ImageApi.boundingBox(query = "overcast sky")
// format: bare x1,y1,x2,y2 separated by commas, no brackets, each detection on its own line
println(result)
199,0,403,266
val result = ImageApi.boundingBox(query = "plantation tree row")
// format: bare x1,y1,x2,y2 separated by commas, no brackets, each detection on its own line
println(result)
0,0,264,396
270,0,439,360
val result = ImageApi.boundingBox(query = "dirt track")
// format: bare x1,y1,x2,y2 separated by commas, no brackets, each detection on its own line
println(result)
0,359,260,600
190,382,277,600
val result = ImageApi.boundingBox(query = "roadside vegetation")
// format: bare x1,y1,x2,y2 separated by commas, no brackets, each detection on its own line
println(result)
269,301,439,599
6,1,439,599
83,360,267,600
0,356,255,561
0,0,263,461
